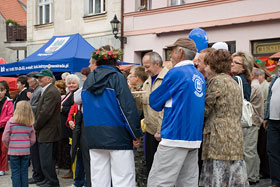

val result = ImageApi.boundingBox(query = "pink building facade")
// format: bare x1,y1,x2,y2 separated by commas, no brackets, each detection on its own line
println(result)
123,0,280,75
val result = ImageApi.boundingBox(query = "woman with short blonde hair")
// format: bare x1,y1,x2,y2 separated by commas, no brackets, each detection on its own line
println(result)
66,74,80,87
231,51,254,101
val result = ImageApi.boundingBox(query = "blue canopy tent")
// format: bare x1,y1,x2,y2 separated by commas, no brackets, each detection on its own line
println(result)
0,33,95,76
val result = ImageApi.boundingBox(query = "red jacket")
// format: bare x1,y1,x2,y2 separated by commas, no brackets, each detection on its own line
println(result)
66,103,78,127
0,98,13,128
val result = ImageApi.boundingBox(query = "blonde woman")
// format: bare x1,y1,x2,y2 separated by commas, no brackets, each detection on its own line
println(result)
2,101,36,187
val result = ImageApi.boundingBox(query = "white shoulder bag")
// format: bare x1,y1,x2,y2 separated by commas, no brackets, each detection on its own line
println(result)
236,76,253,128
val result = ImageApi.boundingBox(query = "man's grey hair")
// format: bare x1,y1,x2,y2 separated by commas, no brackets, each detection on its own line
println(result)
252,67,259,76
61,72,70,79
258,68,265,76
29,77,38,82
176,46,196,60
144,52,163,67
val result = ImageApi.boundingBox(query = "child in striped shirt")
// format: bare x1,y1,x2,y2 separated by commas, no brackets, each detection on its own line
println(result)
2,101,35,187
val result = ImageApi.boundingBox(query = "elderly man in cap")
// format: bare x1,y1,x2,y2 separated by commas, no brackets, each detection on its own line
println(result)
147,38,206,187
26,72,45,185
34,69,61,187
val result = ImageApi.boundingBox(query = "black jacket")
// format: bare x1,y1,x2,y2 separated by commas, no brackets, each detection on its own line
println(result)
233,74,251,101
13,88,31,109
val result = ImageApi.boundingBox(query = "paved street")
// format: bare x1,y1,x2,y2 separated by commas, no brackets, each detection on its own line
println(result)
251,179,272,187
0,165,73,187
0,162,272,187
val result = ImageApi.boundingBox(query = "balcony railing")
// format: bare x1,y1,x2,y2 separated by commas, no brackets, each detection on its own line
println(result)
6,25,27,42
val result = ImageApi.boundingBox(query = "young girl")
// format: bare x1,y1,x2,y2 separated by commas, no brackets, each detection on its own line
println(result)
2,101,36,187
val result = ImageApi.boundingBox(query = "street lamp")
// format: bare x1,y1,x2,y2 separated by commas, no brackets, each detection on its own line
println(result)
110,14,127,44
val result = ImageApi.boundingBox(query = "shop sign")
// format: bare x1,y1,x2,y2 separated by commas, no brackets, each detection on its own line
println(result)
253,42,280,55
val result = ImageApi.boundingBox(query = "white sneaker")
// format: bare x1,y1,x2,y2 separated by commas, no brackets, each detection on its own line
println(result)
0,171,4,176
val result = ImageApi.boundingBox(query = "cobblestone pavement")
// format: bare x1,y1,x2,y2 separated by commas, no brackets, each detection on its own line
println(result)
0,165,74,187
251,178,272,187
0,164,272,187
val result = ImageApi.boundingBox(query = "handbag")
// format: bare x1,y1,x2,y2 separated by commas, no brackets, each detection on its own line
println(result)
236,76,253,128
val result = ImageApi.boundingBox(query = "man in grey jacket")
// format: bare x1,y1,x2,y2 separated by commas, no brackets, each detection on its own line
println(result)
27,72,42,113
244,67,264,185
27,72,45,185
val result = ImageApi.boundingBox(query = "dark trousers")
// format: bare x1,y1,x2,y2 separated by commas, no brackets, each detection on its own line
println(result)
56,138,71,169
30,140,44,181
74,149,86,187
10,155,29,187
257,124,270,178
80,123,91,187
145,132,159,175
267,120,280,186
38,142,59,186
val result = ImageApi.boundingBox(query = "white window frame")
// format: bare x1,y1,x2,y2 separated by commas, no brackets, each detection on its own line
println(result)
37,0,53,24
85,0,105,15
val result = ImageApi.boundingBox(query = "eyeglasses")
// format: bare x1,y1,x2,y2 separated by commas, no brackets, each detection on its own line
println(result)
232,60,243,65
128,74,137,78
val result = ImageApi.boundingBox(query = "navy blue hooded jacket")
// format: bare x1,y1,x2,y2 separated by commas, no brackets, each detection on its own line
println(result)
82,65,142,150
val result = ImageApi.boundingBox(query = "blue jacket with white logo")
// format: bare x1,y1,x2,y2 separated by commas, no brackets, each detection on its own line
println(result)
149,60,206,148
82,65,142,150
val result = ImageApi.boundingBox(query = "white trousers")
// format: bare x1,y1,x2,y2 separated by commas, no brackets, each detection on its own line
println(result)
148,145,199,187
89,149,136,187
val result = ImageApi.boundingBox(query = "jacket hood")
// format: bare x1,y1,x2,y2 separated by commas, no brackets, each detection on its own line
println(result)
6,97,13,101
83,65,121,95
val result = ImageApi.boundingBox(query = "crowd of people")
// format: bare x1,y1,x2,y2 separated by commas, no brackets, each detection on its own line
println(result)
0,37,279,187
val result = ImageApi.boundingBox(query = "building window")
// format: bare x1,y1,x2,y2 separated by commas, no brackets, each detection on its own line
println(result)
138,0,152,11
38,0,52,25
164,48,173,61
87,0,105,15
169,0,187,6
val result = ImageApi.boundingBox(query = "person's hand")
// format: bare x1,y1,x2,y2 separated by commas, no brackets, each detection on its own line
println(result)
133,138,141,148
263,120,268,129
27,92,32,99
154,132,161,142
69,121,75,130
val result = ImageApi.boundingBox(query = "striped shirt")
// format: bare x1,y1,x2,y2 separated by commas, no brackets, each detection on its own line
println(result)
2,118,36,155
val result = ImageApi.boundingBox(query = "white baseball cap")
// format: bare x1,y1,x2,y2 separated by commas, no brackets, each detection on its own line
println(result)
212,42,229,51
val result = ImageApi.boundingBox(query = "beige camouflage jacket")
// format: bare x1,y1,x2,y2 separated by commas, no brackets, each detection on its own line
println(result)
202,73,244,161
134,67,168,135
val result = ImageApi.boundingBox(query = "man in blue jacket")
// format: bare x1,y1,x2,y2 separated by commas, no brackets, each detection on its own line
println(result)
147,38,206,187
82,45,142,187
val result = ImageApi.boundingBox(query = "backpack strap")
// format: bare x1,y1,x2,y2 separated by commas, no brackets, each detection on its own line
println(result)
236,76,244,99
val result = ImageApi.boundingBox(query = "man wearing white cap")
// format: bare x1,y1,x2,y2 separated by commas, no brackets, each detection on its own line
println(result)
211,42,229,51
